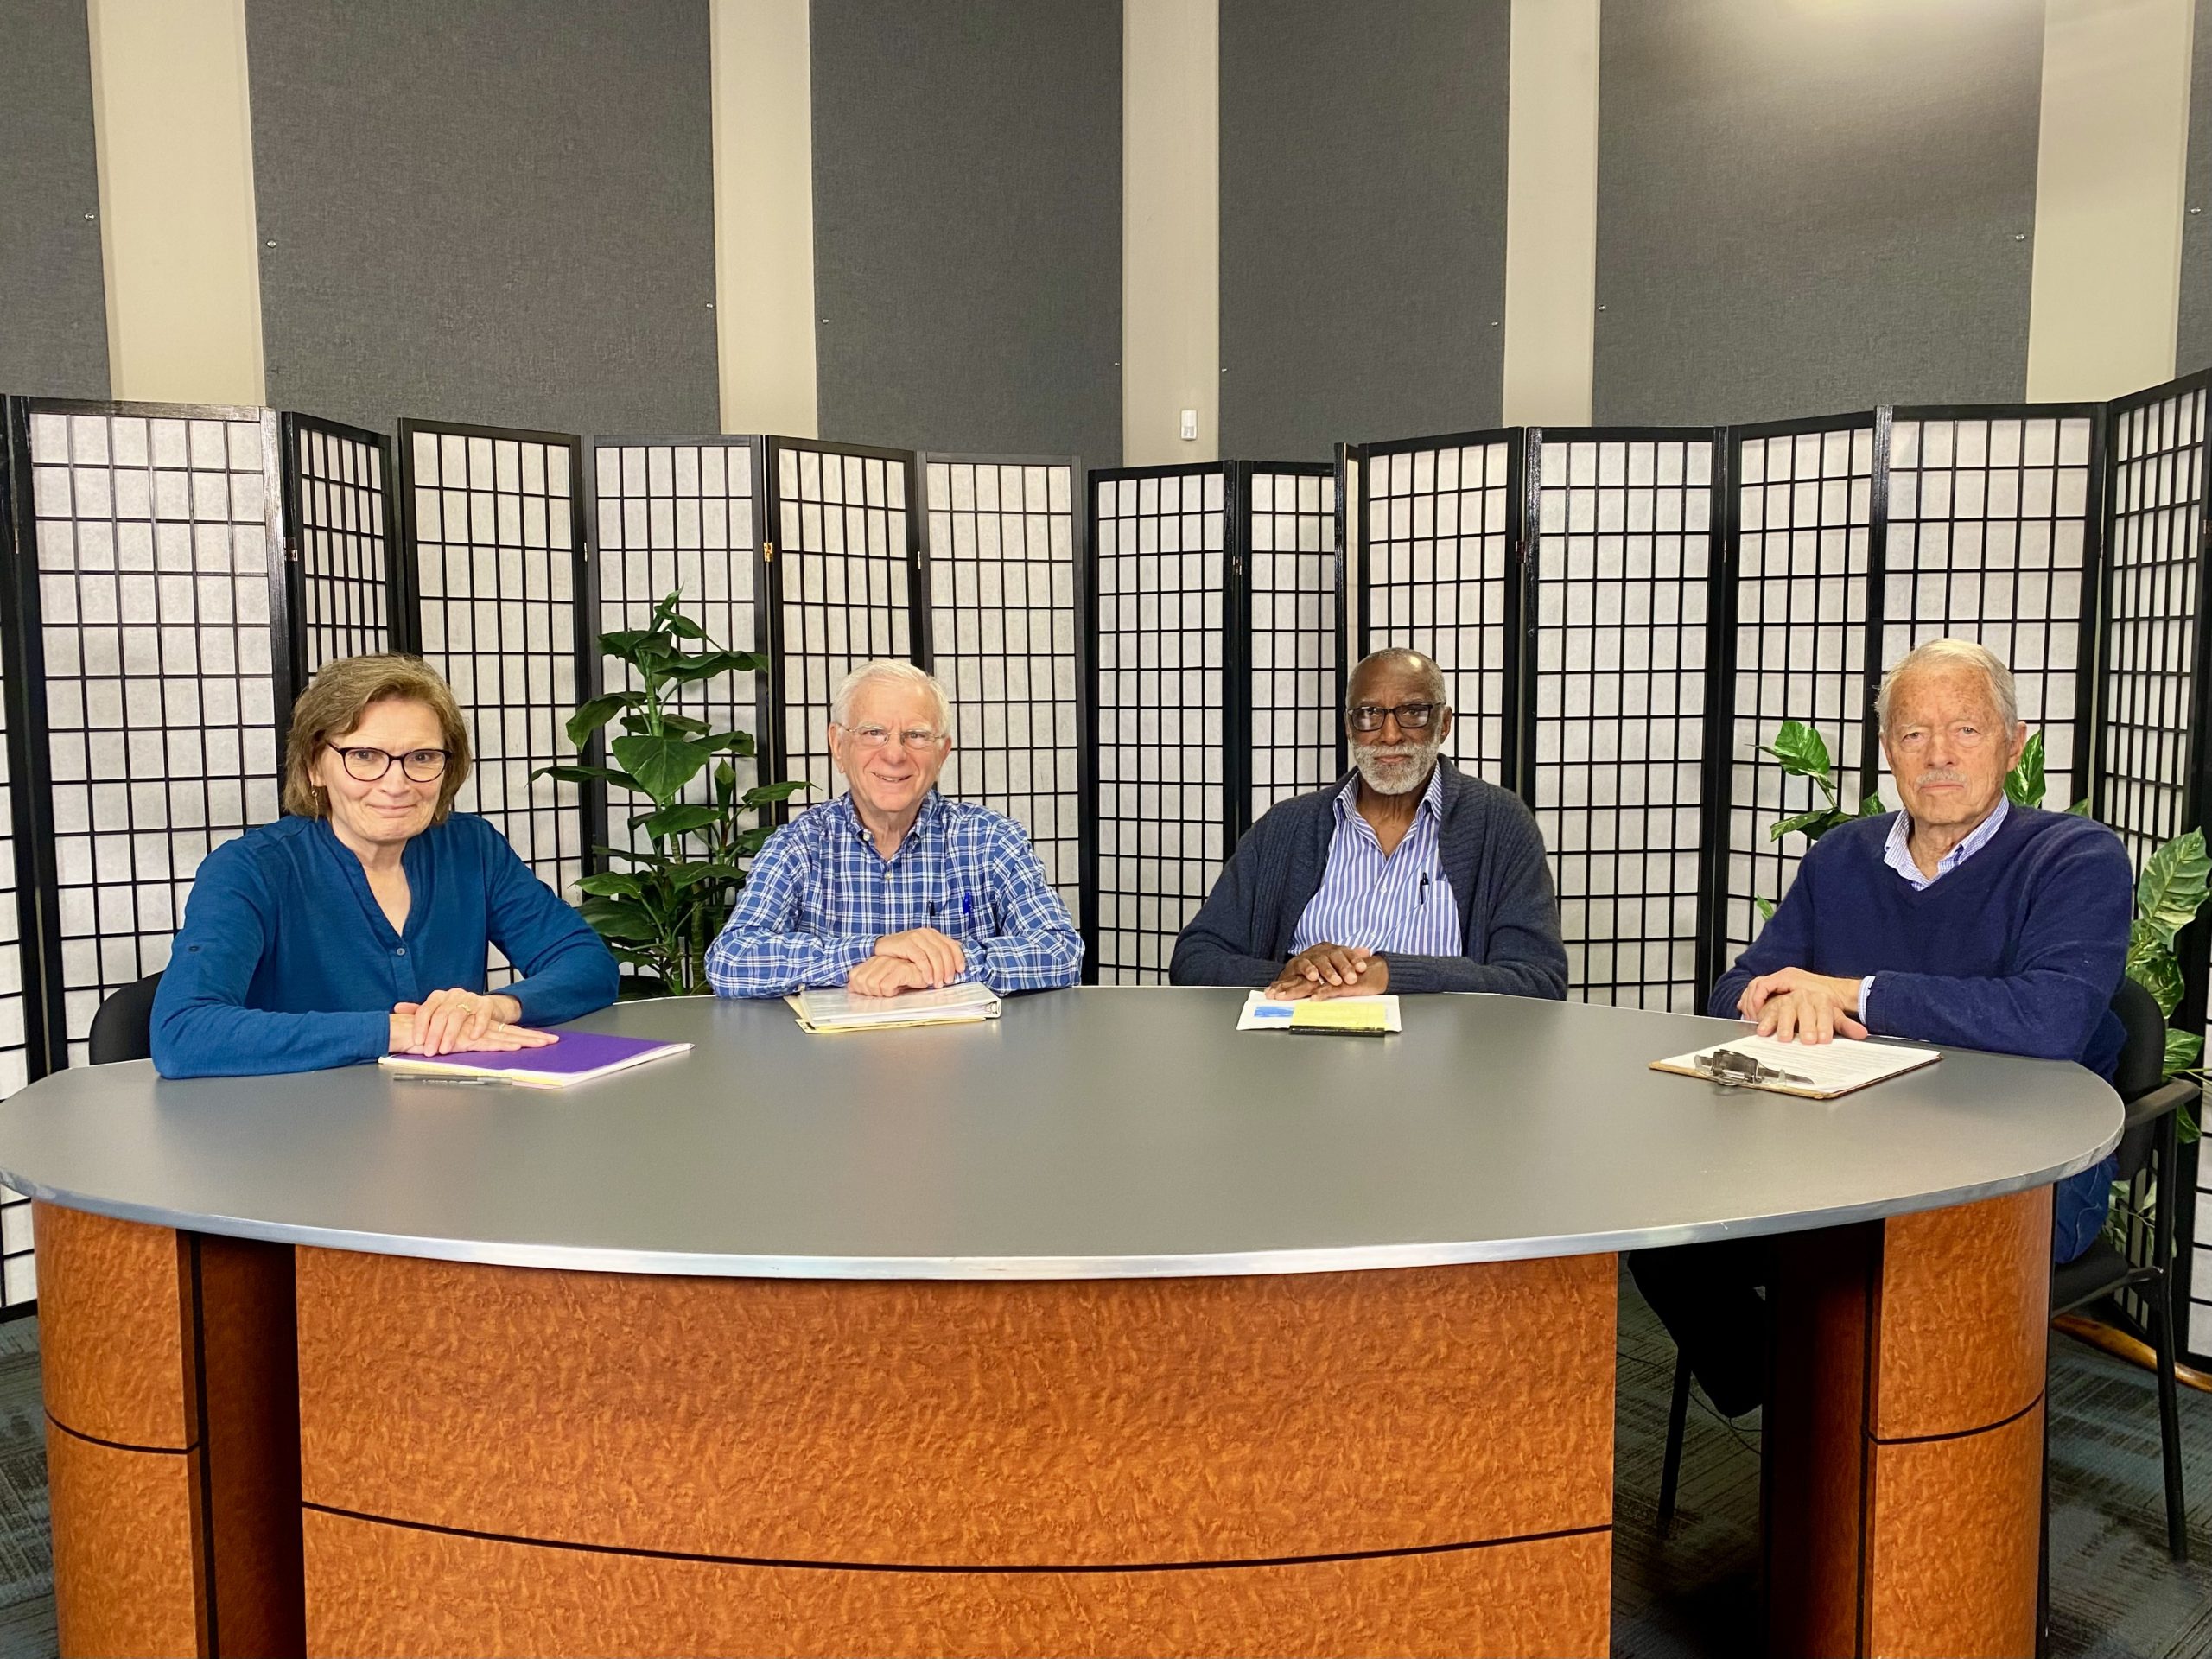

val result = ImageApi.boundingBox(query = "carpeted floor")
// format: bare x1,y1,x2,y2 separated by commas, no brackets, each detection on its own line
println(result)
0,1276,2202,1657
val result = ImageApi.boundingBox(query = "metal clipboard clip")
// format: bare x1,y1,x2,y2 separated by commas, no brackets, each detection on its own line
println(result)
1692,1047,1813,1090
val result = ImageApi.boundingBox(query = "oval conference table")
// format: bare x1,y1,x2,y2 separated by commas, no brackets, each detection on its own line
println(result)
0,988,2117,1658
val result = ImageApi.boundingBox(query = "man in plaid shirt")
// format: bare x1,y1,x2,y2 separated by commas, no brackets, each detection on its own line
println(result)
707,661,1083,998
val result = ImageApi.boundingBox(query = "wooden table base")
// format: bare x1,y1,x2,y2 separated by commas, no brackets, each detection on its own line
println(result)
35,1187,2056,1658
1766,1186,2052,1658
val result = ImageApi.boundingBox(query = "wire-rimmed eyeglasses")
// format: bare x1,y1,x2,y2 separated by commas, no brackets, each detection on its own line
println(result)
842,724,946,752
1347,702,1440,734
327,745,451,784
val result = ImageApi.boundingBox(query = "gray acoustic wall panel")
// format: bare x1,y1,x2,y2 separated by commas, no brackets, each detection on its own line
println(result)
1220,0,1509,461
245,0,719,438
1594,0,2044,426
2181,0,2212,375
0,0,110,399
810,0,1122,466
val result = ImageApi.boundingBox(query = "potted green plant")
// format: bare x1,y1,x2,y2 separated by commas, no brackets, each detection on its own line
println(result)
537,591,807,995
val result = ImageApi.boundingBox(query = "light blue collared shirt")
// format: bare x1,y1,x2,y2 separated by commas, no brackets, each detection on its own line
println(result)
1290,766,1463,957
1859,798,2010,1015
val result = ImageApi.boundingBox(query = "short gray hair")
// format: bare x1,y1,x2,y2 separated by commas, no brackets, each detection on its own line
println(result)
1347,649,1449,710
1876,639,2019,732
830,659,953,733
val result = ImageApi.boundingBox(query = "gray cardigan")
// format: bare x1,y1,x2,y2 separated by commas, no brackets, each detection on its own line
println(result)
1168,761,1568,997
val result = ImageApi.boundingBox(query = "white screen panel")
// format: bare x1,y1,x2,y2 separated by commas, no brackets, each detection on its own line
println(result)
1724,423,1876,956
29,408,283,1071
1245,467,1340,823
594,440,761,853
408,427,586,952
773,444,914,805
1882,414,2094,810
926,459,1080,911
2100,385,2212,1354
1362,439,1515,779
1532,436,1713,1011
293,419,394,671
0,640,27,1306
1094,468,1226,982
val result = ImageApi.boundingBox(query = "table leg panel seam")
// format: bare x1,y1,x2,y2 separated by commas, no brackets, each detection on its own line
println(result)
298,1499,1612,1574
45,1409,198,1460
1864,1389,2044,1448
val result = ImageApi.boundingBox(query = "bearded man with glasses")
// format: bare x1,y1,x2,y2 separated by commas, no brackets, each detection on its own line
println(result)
707,660,1081,998
1172,649,1566,1001
150,654,618,1077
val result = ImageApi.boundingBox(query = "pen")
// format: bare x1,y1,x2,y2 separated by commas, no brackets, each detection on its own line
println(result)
397,1075,498,1087
1419,874,1429,906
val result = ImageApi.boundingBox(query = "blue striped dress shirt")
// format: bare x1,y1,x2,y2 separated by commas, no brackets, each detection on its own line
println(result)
1289,766,1463,957
705,791,1082,997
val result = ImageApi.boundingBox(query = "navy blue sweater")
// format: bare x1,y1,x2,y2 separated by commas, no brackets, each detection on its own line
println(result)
1169,761,1568,997
151,814,620,1079
1712,807,2133,1260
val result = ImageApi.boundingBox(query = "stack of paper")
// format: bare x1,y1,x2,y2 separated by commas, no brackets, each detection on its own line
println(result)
1236,990,1402,1035
791,982,1003,1034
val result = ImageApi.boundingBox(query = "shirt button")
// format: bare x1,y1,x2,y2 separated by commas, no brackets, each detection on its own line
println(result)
395,947,407,957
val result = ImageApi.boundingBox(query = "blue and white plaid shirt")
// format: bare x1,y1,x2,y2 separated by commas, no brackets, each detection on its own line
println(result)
706,791,1083,997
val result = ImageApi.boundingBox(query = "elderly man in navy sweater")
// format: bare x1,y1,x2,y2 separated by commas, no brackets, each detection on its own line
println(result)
1171,649,1567,1001
1632,637,2132,1417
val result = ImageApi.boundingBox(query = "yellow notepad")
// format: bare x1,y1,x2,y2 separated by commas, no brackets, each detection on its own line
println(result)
1289,1000,1389,1033
1237,991,1402,1035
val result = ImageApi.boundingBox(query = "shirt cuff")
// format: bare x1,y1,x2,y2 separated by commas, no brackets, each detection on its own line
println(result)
1859,976,1875,1021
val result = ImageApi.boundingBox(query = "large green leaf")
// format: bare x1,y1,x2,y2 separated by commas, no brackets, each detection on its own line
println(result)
1859,792,1884,819
2164,1027,2204,1077
532,762,642,791
1751,895,1776,922
600,628,677,664
2127,944,2185,1019
2004,729,2046,809
632,802,722,841
579,896,659,943
668,862,745,890
2134,828,2210,953
714,760,738,804
733,823,779,857
662,649,769,685
741,779,811,808
577,872,644,899
612,733,711,804
1770,808,1840,842
564,693,642,750
2067,798,2096,817
1761,721,1833,783
701,730,758,758
594,844,674,868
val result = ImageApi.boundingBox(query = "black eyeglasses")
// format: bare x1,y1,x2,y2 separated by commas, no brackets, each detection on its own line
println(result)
1347,702,1440,734
327,745,450,784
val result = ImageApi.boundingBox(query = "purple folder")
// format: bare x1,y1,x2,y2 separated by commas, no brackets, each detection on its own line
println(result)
383,1030,690,1088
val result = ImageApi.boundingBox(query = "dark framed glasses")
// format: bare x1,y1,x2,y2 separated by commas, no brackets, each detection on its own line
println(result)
1347,702,1440,734
327,745,450,784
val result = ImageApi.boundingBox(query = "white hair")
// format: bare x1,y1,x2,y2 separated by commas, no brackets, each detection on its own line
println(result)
830,659,953,733
1876,638,2019,732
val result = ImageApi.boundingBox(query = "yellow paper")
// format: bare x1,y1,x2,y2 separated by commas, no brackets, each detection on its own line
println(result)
1288,1000,1388,1032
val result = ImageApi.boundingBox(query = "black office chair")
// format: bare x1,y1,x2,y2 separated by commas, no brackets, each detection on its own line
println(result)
1656,978,2195,1563
87,971,163,1065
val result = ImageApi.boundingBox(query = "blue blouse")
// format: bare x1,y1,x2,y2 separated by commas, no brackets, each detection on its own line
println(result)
150,814,619,1078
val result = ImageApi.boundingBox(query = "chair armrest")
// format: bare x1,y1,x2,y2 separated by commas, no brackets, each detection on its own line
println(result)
2121,1077,2201,1133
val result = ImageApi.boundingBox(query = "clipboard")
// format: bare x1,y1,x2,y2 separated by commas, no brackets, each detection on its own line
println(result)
1650,1034,1942,1100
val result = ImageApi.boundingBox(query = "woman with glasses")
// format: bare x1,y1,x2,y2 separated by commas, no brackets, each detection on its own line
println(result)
149,654,618,1077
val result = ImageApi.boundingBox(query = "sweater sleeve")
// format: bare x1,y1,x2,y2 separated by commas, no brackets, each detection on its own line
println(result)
1385,795,1568,999
1169,813,1300,987
481,826,620,1026
1707,849,1824,1019
149,843,391,1078
1862,829,2132,1061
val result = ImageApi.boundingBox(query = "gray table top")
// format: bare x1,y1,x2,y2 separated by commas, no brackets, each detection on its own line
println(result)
0,990,2121,1280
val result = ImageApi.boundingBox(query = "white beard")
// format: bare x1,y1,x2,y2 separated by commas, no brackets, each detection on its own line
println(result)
1352,735,1442,795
